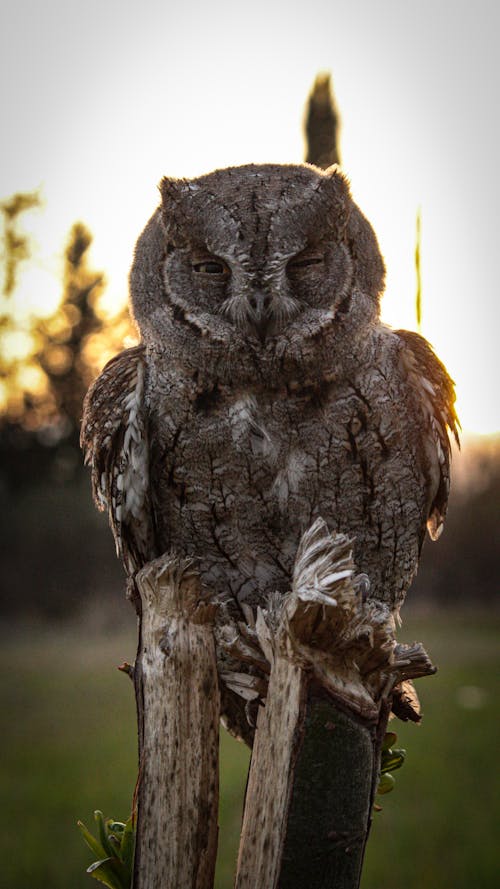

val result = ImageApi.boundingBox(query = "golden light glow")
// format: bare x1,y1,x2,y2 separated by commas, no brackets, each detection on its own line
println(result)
42,308,76,343
7,266,62,321
81,316,137,377
43,345,72,375
3,388,25,419
0,328,37,362
16,362,48,395
0,379,8,410
95,288,128,321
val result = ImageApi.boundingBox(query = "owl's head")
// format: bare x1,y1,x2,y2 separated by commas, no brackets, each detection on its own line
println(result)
130,163,385,361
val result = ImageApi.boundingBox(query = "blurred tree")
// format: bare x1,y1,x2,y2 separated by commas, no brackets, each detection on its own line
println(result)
304,72,341,169
0,193,128,616
0,190,41,297
0,196,134,490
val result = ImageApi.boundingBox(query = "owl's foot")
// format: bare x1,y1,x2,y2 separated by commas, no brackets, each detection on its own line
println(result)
221,517,436,721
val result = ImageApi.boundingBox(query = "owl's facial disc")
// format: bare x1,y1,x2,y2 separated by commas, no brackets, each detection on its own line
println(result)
216,246,333,342
187,247,299,342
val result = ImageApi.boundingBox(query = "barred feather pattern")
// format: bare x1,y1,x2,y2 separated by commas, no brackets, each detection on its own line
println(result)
80,345,153,574
396,330,460,541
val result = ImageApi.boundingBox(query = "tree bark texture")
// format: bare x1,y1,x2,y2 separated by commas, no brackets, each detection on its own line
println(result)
235,655,307,888
132,555,220,889
278,694,382,889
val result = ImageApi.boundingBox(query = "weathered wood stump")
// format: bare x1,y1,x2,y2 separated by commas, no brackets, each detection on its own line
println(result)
129,519,435,889
132,556,220,889
230,518,436,889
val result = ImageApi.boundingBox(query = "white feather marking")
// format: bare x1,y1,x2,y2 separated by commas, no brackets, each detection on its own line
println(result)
321,569,353,585
99,472,108,501
420,376,435,396
272,451,307,511
427,511,444,541
117,361,149,527
229,396,276,459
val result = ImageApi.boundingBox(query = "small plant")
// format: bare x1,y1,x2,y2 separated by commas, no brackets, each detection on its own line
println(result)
78,810,135,889
375,731,406,807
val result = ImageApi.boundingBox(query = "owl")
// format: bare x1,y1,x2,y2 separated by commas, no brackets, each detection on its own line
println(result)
81,163,458,741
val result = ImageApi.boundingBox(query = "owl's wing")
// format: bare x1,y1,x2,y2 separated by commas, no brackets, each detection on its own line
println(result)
80,345,154,575
396,329,460,541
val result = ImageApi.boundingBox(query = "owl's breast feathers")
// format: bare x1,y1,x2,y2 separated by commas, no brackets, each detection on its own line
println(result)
81,330,459,600
80,345,153,574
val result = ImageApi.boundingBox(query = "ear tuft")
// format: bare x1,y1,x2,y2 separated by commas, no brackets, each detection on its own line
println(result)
158,177,194,241
159,176,187,208
323,164,350,187
319,165,352,237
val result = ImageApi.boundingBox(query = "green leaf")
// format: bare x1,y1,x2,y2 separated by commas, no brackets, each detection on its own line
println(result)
89,859,129,889
79,811,133,889
120,816,136,873
77,821,108,860
86,857,122,889
88,857,113,873
108,834,122,853
381,747,406,774
377,773,396,795
382,731,397,751
95,810,117,860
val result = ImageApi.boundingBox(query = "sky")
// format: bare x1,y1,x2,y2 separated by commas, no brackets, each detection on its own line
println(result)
1,0,499,434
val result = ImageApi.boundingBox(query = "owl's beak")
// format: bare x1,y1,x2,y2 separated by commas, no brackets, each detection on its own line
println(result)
248,291,272,342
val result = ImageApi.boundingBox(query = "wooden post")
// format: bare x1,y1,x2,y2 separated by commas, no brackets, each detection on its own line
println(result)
232,519,436,889
132,555,220,889
304,72,341,169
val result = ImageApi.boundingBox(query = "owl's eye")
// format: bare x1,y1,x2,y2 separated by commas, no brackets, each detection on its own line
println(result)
192,257,230,277
287,254,324,271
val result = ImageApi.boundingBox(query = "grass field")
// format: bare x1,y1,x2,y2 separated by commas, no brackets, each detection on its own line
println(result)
2,611,498,888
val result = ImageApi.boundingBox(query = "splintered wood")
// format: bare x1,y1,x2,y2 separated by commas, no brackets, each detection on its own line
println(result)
132,556,220,889
233,518,436,889
236,655,307,888
131,520,436,889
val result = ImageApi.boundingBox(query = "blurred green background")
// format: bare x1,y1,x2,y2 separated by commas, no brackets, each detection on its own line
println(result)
2,612,499,889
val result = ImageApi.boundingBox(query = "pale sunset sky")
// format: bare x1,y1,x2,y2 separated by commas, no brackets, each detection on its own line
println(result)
1,0,499,434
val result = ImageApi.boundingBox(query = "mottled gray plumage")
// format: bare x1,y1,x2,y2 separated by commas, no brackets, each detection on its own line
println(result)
82,163,458,740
